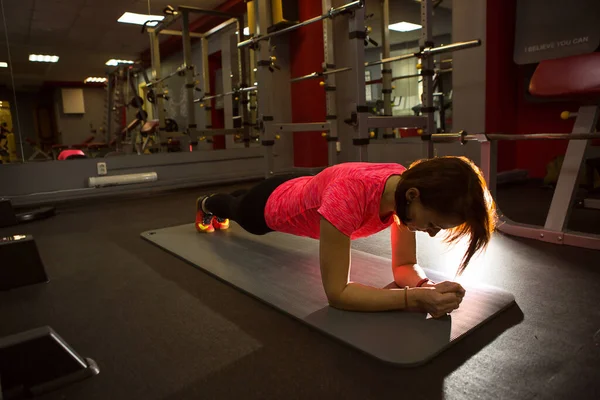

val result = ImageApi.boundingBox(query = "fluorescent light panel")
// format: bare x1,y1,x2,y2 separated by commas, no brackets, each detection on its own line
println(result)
389,22,422,32
85,77,107,83
0,62,7,68
29,54,59,63
118,12,164,26
106,59,135,66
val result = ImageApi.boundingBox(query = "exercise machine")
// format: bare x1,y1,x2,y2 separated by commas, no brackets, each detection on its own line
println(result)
143,6,251,152
0,326,99,399
431,53,600,250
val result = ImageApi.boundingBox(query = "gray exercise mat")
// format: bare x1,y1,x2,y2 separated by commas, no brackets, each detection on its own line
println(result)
141,223,515,366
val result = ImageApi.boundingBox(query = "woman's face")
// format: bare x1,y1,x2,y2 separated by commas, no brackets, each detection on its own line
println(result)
403,188,463,237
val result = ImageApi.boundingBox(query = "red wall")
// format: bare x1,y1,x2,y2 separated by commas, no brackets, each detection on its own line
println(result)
486,0,580,178
289,0,328,168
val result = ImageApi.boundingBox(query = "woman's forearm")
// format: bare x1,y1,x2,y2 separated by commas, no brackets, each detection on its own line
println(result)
332,282,421,312
393,263,428,287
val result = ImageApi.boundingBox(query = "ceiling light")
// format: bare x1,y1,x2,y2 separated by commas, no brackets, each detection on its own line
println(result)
118,12,165,26
105,59,135,66
389,22,422,32
29,54,60,63
85,77,108,84
0,62,7,68
235,27,251,36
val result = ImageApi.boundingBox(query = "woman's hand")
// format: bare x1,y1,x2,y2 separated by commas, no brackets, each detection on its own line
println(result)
414,281,466,318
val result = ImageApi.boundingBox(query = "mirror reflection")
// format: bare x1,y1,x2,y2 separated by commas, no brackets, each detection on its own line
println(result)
0,0,254,164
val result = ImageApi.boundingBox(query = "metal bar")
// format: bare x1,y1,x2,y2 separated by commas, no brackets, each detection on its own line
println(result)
149,30,166,130
247,0,258,143
370,137,427,145
222,26,235,148
238,0,363,49
366,73,419,85
146,67,185,88
149,28,204,38
233,17,251,144
256,0,275,178
271,122,330,132
420,0,435,158
544,105,598,232
177,5,238,18
365,39,481,67
201,37,211,132
430,132,600,143
323,0,338,166
182,10,196,134
193,128,245,137
203,18,238,38
153,13,182,35
195,86,258,102
351,6,368,162
367,116,427,129
106,75,114,142
423,40,481,56
365,69,451,85
381,0,393,139
487,133,600,141
290,67,352,83
496,217,600,250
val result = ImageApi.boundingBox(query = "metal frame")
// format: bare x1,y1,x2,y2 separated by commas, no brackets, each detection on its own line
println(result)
270,123,331,132
254,0,276,177
420,0,435,158
349,4,369,162
430,105,600,250
322,0,340,165
380,0,393,140
238,0,363,49
326,0,480,163
145,6,251,153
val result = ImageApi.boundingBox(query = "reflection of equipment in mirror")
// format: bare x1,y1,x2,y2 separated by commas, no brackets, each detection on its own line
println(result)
142,5,251,152
0,102,18,164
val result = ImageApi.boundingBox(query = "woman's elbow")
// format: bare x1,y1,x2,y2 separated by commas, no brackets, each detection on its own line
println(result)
325,288,348,310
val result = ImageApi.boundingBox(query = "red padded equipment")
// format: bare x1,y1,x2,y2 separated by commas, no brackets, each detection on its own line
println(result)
530,52,600,98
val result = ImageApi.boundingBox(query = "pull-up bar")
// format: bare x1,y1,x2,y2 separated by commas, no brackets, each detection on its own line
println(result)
238,0,364,48
365,39,481,67
152,6,240,35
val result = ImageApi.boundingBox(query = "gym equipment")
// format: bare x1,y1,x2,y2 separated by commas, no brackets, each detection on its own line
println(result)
0,198,55,228
57,149,87,160
364,40,481,68
0,131,17,163
290,67,352,83
141,223,515,366
0,326,99,399
145,6,250,142
269,0,299,33
238,0,363,48
0,233,48,291
431,53,600,250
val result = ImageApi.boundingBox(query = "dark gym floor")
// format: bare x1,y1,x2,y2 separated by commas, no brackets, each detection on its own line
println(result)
1,178,599,400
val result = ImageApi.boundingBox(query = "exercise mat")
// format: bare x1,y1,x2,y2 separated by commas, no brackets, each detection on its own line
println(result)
141,223,515,366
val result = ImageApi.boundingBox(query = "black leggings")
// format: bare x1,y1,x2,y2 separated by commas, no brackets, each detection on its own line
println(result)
204,173,312,235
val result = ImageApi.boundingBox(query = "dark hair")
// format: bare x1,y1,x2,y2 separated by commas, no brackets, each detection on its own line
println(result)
395,156,497,275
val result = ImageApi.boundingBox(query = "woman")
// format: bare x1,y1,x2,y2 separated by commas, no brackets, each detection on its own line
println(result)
195,156,497,318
